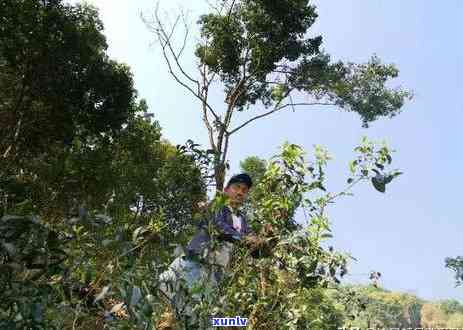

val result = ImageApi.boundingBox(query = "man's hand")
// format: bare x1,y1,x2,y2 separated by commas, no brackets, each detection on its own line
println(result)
244,224,278,258
243,234,264,251
261,223,275,237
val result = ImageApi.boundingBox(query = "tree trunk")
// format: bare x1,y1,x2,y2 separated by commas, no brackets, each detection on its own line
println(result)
215,162,226,192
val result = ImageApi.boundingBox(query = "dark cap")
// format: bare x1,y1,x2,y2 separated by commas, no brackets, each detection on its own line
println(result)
226,173,253,189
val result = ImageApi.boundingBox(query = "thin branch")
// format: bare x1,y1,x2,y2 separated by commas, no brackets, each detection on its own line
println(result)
275,62,292,69
221,46,251,139
205,0,226,15
220,133,230,165
229,102,336,135
288,91,296,113
224,78,245,125
263,81,288,85
155,30,221,123
176,11,190,59
166,13,180,40
327,177,363,203
203,109,216,151
144,5,223,126
216,43,250,158
153,8,199,86
159,41,199,105
226,0,236,21
273,70,294,74
200,62,217,151
205,66,217,89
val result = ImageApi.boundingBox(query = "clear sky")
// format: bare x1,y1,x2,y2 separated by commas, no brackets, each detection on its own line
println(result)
72,0,463,302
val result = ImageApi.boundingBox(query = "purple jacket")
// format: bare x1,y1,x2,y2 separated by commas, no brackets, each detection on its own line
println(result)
185,206,254,258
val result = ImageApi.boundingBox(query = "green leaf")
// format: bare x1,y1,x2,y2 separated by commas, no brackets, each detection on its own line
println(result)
383,171,402,185
392,171,403,178
371,175,386,193
349,160,357,174
386,154,392,164
384,175,393,184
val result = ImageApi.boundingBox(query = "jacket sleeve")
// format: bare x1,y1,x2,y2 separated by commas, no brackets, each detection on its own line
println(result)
241,217,255,236
186,207,253,257
212,208,243,242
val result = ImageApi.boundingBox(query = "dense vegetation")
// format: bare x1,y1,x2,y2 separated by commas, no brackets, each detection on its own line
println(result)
1,0,460,329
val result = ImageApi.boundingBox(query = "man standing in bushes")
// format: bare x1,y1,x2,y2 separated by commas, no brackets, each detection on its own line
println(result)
158,173,266,327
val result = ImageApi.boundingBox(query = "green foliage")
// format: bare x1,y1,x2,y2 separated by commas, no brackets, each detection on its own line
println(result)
439,299,463,315
240,156,267,186
0,0,420,328
174,138,401,329
239,155,268,217
348,137,403,193
0,1,207,328
0,0,137,162
447,312,463,327
335,286,463,329
339,285,423,329
0,111,208,326
446,256,463,286
291,54,413,127
197,1,319,84
0,215,66,328
195,1,411,123
421,303,449,328
148,0,412,191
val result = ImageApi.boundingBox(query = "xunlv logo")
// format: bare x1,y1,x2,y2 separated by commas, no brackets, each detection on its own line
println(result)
211,316,248,327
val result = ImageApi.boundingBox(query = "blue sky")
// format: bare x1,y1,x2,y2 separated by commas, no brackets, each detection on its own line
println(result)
74,0,463,301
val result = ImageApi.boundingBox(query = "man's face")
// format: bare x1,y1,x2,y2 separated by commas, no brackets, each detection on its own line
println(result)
224,182,249,207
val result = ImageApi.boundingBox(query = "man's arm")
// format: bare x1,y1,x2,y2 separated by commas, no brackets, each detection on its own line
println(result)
243,224,276,258
211,207,243,242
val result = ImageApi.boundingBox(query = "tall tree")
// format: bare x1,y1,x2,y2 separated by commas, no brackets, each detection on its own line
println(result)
346,286,423,329
0,2,206,326
145,0,412,190
0,0,151,222
0,0,137,164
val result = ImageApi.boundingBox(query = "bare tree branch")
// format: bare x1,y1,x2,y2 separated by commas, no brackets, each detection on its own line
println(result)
158,40,202,106
229,102,336,135
205,0,227,15
222,46,251,131
226,0,236,21
176,11,190,59
288,92,297,113
327,177,363,204
217,45,253,169
143,7,222,124
153,8,198,86
200,62,217,151
221,133,230,165
273,70,294,75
